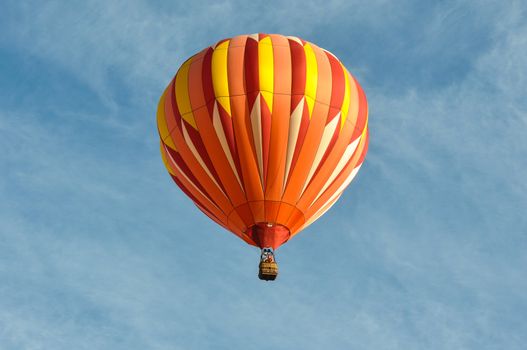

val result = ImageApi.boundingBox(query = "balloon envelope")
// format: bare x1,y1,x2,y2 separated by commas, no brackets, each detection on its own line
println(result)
157,33,368,249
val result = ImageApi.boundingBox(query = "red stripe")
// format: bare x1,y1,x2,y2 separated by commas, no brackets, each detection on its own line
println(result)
217,102,236,155
164,78,183,135
357,129,369,164
165,146,209,198
290,95,304,113
201,48,215,117
289,39,306,110
326,51,346,124
286,99,310,184
184,122,228,195
242,38,262,186
171,175,221,222
244,37,259,107
216,101,245,186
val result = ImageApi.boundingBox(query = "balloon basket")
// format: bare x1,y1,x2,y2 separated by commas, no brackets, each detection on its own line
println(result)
258,261,278,281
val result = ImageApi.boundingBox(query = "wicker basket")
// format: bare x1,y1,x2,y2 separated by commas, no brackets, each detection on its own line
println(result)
259,261,278,281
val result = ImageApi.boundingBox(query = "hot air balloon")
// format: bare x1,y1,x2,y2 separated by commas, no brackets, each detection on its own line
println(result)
157,33,368,280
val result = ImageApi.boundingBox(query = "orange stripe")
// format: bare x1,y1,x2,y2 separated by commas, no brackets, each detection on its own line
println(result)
312,44,332,106
249,201,265,223
230,95,265,201
282,100,328,204
264,200,281,223
285,206,305,233
164,91,234,215
162,79,180,143
227,35,247,96
201,48,216,112
188,49,208,112
157,87,177,151
264,35,291,201
275,201,296,228
227,209,248,233
343,70,360,134
295,115,355,211
234,202,254,228
162,145,227,222
191,103,247,206
305,129,368,218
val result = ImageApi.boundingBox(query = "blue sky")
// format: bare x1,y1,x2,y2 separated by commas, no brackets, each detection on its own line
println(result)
1,0,526,349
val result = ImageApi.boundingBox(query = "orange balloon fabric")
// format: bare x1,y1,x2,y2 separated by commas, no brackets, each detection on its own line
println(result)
157,33,368,249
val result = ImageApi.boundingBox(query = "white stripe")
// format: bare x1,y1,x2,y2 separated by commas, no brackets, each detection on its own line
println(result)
212,102,243,188
250,95,264,186
195,203,225,227
286,36,303,45
300,114,340,194
311,136,361,204
163,144,220,211
323,165,361,206
181,122,226,196
323,48,338,60
303,193,342,230
248,33,259,41
283,98,304,192
303,164,362,231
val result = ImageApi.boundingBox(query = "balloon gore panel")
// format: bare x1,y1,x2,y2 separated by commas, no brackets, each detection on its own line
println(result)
157,33,368,248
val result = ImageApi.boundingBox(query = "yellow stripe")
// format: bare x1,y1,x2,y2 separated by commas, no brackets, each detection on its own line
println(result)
175,58,197,129
160,142,176,176
156,88,177,150
340,63,350,130
304,43,318,117
211,40,231,115
258,36,274,113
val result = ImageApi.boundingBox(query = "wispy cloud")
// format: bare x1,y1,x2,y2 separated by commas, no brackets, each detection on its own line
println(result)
1,1,526,349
